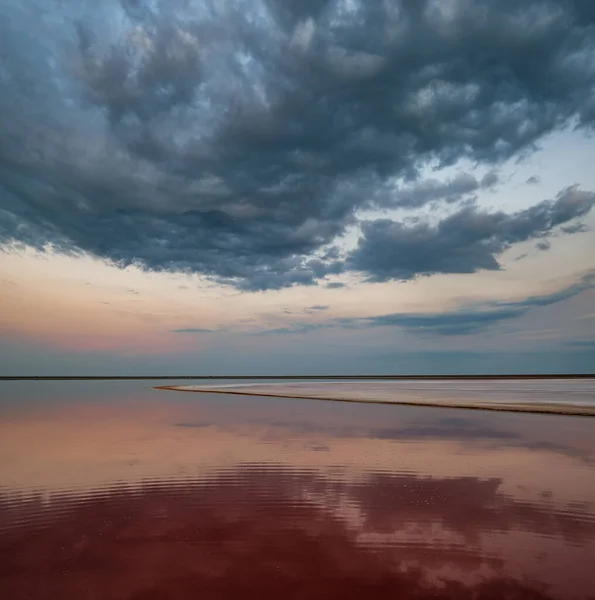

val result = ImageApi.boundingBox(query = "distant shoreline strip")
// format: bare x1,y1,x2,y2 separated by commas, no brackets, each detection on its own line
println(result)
156,385,595,417
2,374,595,381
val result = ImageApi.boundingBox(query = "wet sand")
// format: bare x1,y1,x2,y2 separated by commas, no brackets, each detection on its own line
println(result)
1,380,595,599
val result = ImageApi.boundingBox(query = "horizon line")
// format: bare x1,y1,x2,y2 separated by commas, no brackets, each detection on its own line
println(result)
1,374,594,381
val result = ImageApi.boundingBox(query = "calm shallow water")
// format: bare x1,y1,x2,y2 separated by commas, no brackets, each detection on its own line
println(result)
1,380,595,599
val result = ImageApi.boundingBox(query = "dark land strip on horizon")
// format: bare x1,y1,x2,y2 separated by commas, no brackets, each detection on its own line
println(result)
1,374,594,381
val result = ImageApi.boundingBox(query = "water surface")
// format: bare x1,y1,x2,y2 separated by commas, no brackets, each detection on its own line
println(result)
1,380,595,599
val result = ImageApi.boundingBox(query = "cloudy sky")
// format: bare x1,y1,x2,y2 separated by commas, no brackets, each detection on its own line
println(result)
1,0,594,375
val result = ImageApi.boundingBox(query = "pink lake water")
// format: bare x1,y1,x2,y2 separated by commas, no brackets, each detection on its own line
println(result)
1,379,594,599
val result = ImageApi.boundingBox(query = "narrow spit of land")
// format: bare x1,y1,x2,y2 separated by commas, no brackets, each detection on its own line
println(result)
156,379,595,417
2,374,594,381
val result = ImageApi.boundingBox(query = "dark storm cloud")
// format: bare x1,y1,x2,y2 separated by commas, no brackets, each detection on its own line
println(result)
348,186,595,282
1,1,595,289
378,173,485,210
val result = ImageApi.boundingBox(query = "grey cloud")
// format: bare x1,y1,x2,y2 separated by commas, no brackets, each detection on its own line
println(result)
256,322,325,336
348,186,595,282
365,308,524,335
78,20,203,126
536,240,551,251
380,170,499,212
325,282,345,289
498,271,595,308
480,171,500,189
561,222,589,234
260,270,595,336
527,176,540,185
381,173,481,210
1,1,595,289
173,327,222,333
365,270,595,335
282,304,329,315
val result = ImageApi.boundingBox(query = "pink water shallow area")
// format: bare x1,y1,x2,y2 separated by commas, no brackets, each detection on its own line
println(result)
1,380,595,600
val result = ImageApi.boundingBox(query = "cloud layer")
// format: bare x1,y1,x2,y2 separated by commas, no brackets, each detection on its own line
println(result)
245,270,595,336
1,0,595,289
349,186,595,281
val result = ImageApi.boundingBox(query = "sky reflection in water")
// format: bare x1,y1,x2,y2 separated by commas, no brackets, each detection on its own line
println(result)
1,381,594,599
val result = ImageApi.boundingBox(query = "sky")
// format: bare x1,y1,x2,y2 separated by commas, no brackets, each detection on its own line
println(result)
1,0,595,375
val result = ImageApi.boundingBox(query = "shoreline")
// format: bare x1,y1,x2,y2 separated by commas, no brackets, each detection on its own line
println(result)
155,385,595,417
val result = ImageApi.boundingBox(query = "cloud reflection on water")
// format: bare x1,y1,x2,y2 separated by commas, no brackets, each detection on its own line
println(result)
2,466,595,600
